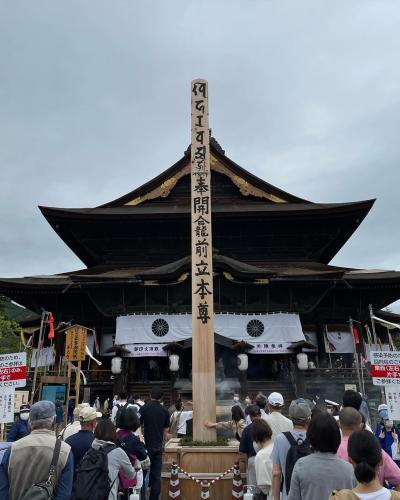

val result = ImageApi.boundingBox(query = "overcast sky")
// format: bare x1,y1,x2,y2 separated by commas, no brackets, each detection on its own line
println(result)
1,1,400,309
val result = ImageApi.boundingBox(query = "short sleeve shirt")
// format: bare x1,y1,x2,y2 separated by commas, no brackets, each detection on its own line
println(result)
271,429,307,500
140,400,170,450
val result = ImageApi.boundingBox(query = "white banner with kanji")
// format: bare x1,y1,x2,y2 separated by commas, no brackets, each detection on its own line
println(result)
116,313,305,345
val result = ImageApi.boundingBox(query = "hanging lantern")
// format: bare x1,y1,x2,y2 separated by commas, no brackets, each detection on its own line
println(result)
111,356,122,374
169,354,180,372
237,353,248,371
296,353,308,370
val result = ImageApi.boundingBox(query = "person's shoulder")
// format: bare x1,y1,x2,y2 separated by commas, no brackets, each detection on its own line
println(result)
390,491,400,499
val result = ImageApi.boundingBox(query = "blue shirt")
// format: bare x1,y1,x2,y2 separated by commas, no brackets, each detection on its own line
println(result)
65,430,94,470
375,424,400,457
239,422,256,458
0,446,74,500
6,419,29,442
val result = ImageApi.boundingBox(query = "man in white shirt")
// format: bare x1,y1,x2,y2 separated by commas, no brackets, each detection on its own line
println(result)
111,391,134,424
263,392,293,440
170,401,193,438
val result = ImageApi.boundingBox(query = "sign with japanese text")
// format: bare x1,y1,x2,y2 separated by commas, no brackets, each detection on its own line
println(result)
191,79,214,331
14,390,29,412
371,351,400,386
0,352,27,388
190,79,217,440
124,344,167,357
65,326,87,361
385,386,400,420
0,389,15,423
250,342,292,354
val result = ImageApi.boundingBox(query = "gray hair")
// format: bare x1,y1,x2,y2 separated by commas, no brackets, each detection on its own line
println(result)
29,416,55,430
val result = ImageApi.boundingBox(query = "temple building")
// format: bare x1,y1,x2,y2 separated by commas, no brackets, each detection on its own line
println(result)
2,138,400,404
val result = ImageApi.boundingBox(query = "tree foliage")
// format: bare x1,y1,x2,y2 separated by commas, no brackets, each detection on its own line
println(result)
0,296,22,354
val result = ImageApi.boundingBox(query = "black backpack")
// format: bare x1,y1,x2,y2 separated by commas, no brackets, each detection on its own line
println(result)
71,445,116,500
283,431,313,494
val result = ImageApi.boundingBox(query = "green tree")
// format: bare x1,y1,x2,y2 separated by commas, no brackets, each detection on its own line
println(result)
0,298,22,354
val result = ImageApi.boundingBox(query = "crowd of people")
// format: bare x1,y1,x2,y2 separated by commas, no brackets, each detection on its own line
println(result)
1,388,400,499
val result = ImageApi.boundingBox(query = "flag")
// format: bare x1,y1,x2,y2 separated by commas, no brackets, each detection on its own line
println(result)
20,330,26,347
47,312,55,339
364,324,372,345
93,329,99,354
26,333,34,348
352,326,360,344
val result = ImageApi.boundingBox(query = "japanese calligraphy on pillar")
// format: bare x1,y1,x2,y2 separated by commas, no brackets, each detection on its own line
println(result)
191,79,217,441
191,79,213,328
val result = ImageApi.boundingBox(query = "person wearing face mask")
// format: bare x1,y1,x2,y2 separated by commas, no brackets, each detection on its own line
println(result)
377,418,400,462
325,399,340,417
6,404,30,442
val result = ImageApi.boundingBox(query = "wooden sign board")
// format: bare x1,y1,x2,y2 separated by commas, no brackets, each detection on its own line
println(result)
65,326,87,361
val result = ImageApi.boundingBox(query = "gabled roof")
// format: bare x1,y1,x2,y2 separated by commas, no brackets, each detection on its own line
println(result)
99,138,310,207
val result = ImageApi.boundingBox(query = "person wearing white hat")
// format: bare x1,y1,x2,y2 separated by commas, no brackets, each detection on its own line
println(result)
65,406,102,474
263,392,293,441
62,402,90,440
325,399,340,417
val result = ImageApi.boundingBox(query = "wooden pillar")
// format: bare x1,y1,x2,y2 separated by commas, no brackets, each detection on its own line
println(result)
191,79,217,441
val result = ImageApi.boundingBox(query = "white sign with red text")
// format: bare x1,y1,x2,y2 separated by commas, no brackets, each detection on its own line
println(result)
0,352,27,388
371,351,400,386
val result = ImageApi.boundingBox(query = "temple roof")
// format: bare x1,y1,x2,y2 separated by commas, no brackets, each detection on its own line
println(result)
99,138,310,207
1,260,400,289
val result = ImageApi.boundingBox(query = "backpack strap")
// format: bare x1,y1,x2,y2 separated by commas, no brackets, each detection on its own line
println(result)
283,431,297,446
46,438,62,486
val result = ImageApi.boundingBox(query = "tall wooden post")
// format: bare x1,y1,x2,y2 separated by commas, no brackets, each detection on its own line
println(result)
191,79,217,441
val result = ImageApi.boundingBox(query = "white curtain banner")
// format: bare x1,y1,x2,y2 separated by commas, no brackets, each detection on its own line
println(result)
30,347,55,367
116,313,305,345
325,331,354,354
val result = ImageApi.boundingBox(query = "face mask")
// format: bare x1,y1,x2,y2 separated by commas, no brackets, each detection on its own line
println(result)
253,441,262,453
245,398,251,405
385,420,394,429
233,397,239,402
20,413,29,421
326,408,334,415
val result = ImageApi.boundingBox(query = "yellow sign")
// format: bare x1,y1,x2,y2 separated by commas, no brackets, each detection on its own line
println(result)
65,326,87,361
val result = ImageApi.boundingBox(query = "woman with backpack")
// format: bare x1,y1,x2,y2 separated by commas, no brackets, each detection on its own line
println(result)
204,405,246,440
330,430,400,500
73,419,135,500
116,406,150,499
287,412,355,500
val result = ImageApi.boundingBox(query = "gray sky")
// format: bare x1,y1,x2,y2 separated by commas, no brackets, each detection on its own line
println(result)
1,1,400,309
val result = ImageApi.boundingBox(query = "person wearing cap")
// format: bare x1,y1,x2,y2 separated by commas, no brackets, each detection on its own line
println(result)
6,404,30,442
271,399,312,500
264,392,293,441
0,400,73,500
65,406,101,474
375,404,400,461
62,402,90,440
325,399,340,417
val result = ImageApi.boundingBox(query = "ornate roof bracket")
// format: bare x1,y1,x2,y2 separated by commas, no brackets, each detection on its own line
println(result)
124,154,287,206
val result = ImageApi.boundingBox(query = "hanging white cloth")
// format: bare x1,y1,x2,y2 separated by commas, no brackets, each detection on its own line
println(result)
115,312,305,345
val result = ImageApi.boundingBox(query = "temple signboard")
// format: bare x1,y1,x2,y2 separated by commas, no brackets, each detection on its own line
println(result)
65,326,87,362
191,79,217,441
